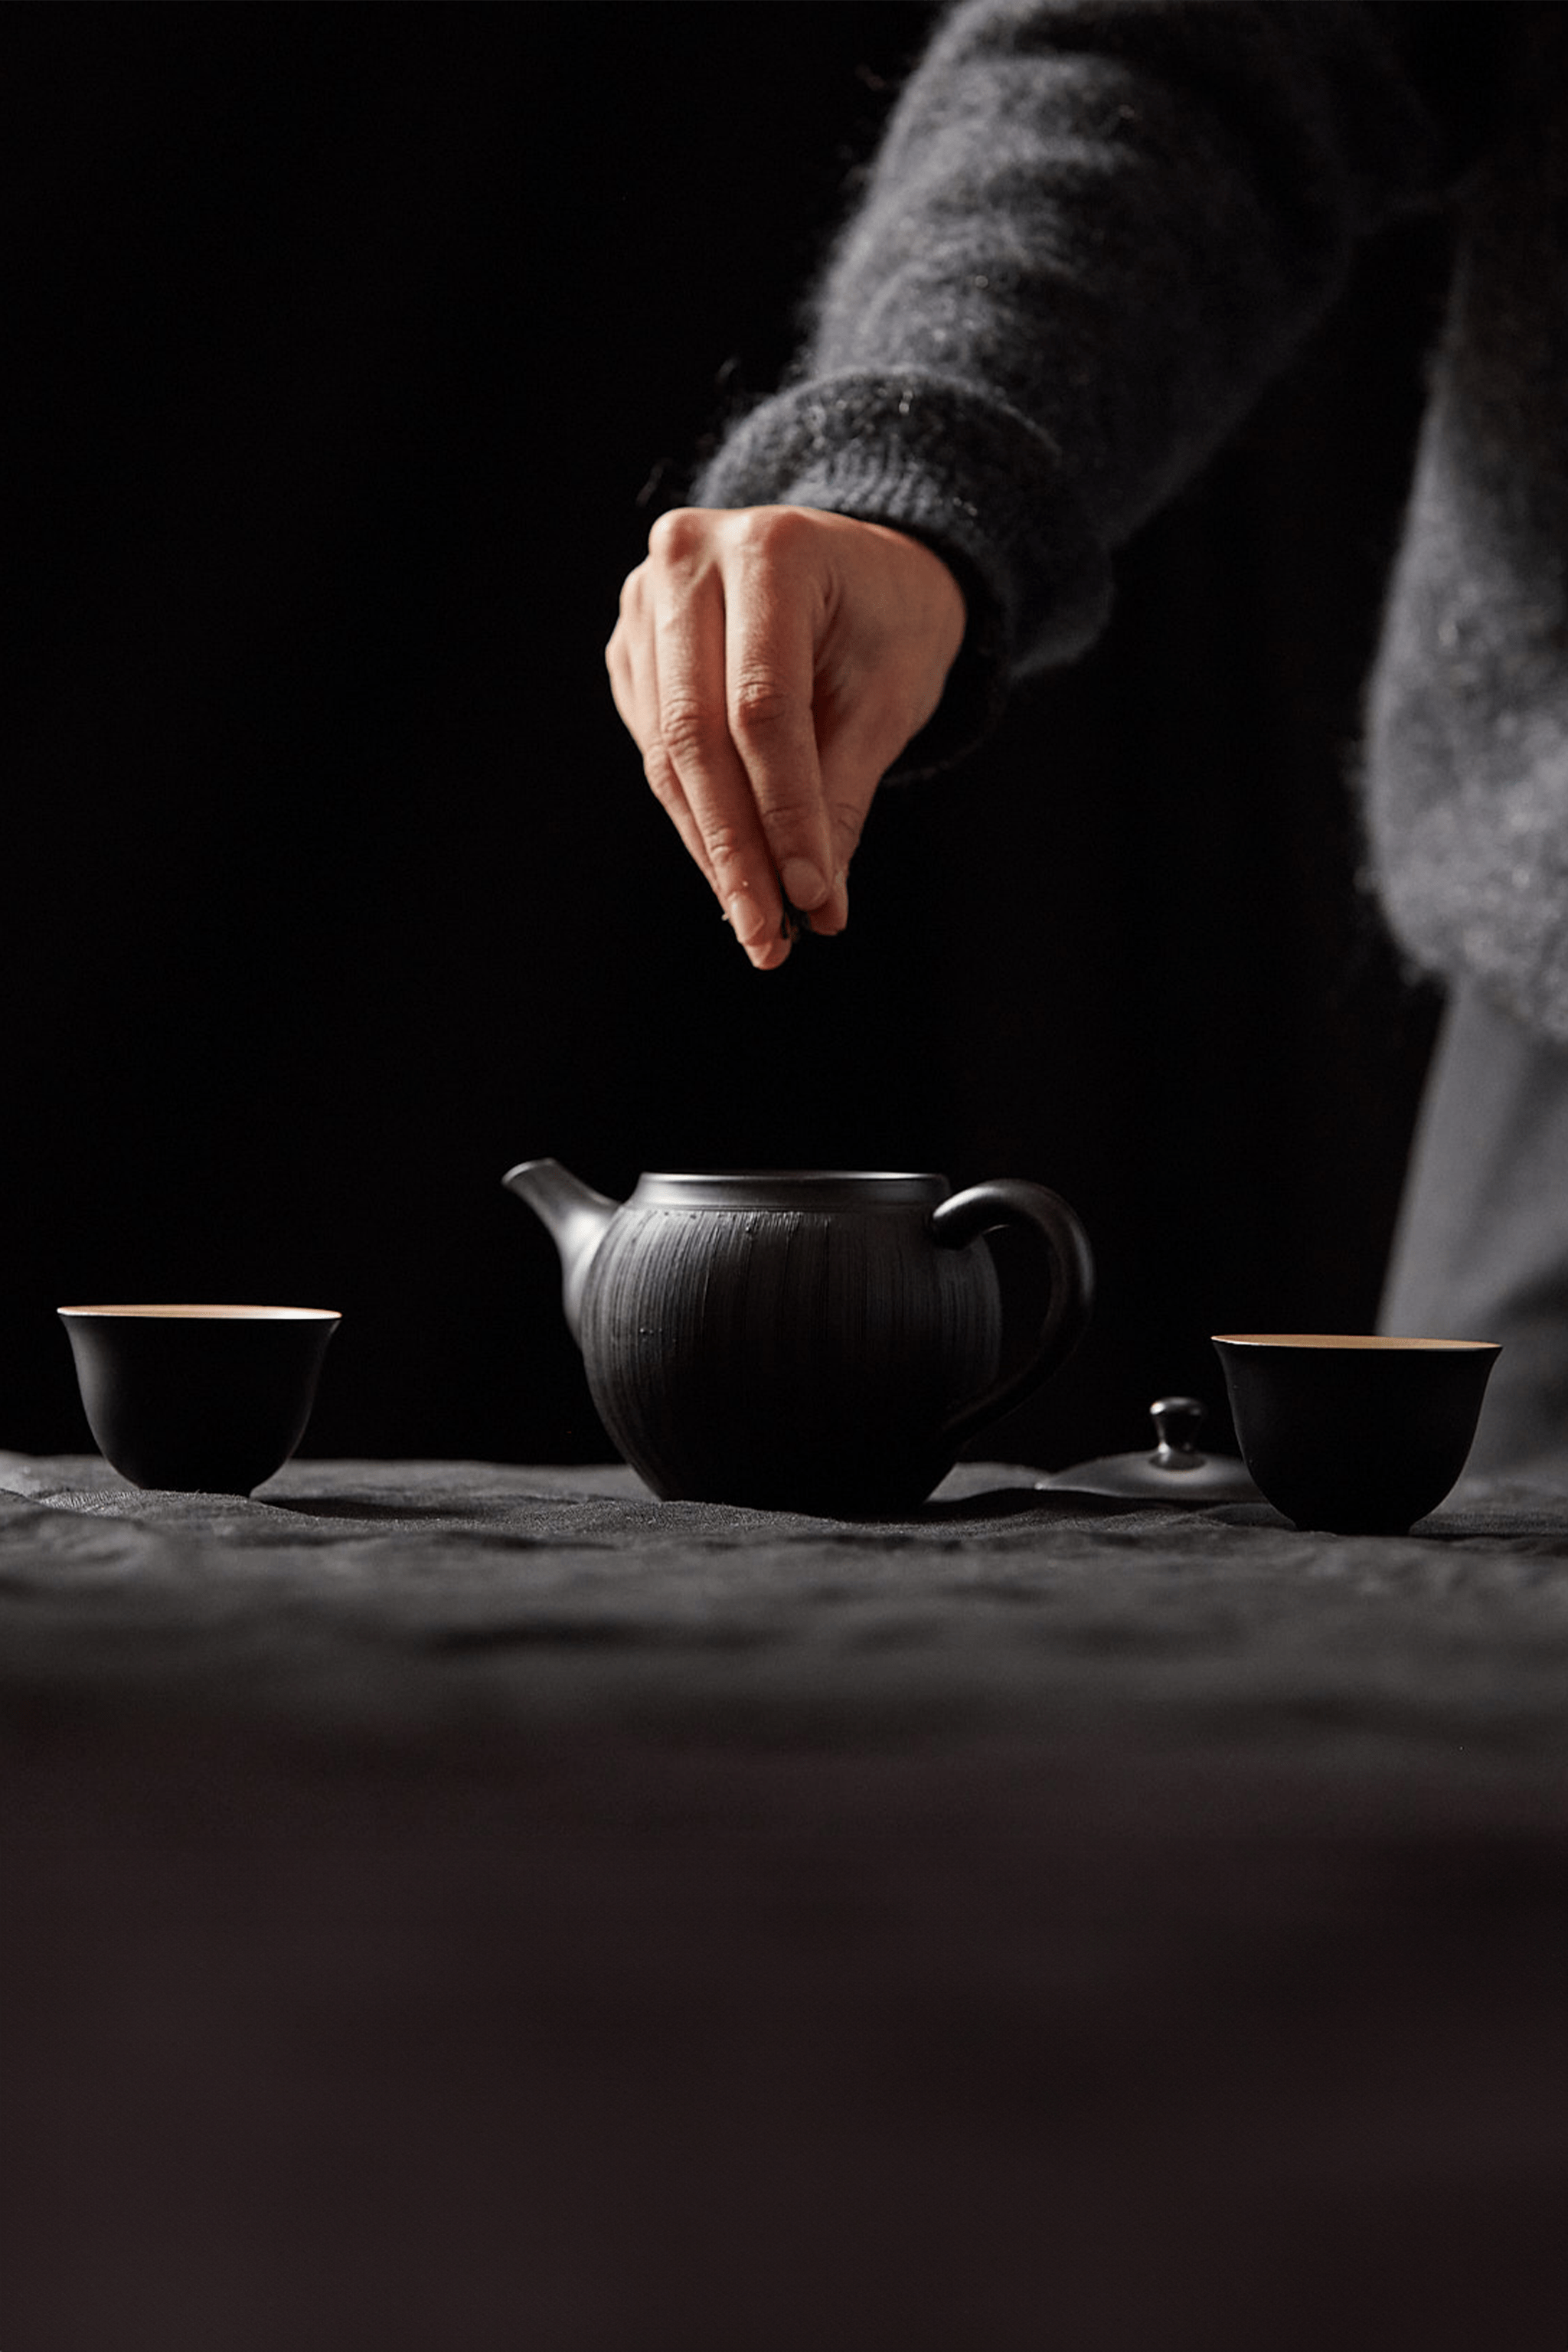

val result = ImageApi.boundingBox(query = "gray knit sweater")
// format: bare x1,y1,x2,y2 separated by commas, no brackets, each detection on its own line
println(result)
694,2,1568,1042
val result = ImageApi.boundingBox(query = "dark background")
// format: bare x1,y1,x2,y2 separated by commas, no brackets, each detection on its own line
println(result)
0,2,1450,1475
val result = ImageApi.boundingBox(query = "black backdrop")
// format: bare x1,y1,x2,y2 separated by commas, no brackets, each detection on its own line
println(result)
1,2,1450,1474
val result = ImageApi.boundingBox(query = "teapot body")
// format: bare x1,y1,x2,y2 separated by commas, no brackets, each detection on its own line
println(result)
580,1172,999,1516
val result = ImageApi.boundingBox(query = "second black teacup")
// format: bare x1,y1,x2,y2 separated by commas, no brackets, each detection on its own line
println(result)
1212,1332,1500,1535
59,1304,341,1494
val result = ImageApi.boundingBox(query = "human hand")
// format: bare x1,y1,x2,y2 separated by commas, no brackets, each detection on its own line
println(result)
606,506,965,969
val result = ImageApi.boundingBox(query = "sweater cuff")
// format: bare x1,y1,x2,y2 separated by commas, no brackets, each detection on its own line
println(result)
690,368,1112,776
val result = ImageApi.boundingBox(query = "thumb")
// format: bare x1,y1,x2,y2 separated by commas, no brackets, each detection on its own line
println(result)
804,739,891,936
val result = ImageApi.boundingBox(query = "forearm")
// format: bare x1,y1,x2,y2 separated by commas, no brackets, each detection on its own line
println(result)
697,0,1495,724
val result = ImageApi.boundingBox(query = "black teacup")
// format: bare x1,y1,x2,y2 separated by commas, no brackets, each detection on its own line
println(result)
59,1305,341,1494
1212,1333,1500,1535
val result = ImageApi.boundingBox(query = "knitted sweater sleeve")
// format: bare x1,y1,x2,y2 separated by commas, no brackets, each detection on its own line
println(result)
691,0,1491,772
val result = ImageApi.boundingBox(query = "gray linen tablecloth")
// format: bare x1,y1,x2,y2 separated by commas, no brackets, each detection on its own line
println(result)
3,1452,1566,2350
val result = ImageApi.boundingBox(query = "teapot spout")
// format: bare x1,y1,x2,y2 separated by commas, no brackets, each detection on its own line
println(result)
502,1158,619,1346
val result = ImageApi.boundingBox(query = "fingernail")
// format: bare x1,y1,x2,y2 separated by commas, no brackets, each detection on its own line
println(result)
727,892,766,946
779,856,829,910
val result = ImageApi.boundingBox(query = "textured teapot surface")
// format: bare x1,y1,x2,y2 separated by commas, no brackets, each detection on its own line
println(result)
580,1172,1000,1516
506,1162,1093,1517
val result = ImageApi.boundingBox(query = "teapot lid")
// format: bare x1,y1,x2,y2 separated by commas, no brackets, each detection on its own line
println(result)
633,1171,946,1209
1035,1396,1261,1505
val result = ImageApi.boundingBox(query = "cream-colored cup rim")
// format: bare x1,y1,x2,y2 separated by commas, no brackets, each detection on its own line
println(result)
58,1305,341,1321
1213,1332,1496,1351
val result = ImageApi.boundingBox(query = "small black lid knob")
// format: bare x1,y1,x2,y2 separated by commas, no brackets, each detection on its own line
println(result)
1150,1395,1206,1467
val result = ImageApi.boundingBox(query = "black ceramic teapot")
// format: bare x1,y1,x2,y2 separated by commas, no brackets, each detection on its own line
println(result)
504,1160,1093,1516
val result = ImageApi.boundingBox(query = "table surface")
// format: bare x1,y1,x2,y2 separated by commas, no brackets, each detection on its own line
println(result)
5,1452,1568,2349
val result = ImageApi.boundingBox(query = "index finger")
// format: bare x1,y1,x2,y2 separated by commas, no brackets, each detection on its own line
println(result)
646,525,795,965
720,511,838,919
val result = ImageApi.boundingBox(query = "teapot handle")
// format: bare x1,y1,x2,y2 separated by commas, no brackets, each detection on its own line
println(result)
933,1181,1094,1448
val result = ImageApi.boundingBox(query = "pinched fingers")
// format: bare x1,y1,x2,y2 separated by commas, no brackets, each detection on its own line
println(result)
718,510,843,924
609,538,783,967
616,507,839,968
642,518,800,967
607,505,960,966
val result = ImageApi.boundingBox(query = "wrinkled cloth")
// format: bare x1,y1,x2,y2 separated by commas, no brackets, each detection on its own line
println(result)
3,1449,1568,1762
2,1454,1568,2347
